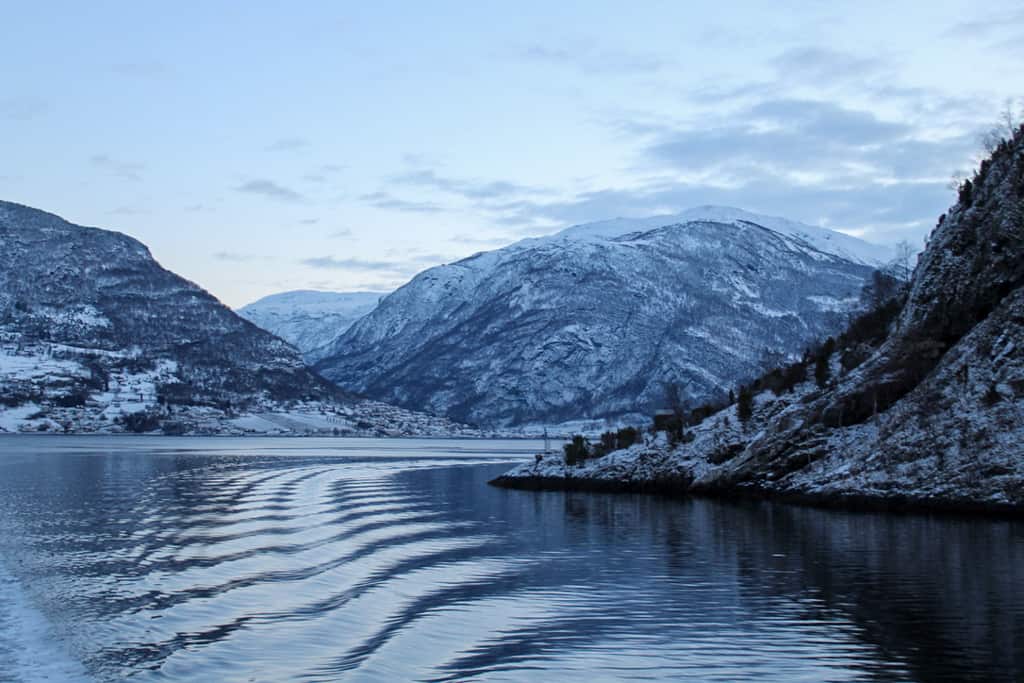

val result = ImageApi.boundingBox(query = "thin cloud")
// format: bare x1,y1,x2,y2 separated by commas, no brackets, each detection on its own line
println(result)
359,191,444,213
106,205,148,216
770,47,885,83
266,137,309,152
213,251,260,262
236,179,304,202
0,97,49,121
638,98,969,182
302,256,400,271
303,164,345,183
302,253,451,274
945,8,1024,39
519,43,668,76
91,154,145,181
392,169,546,201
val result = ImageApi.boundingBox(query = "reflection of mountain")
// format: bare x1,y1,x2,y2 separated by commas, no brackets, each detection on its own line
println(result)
414,467,1021,683
720,503,1022,683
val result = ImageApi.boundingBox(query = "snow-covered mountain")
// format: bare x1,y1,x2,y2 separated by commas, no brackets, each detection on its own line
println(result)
315,207,884,427
238,290,386,362
0,201,473,436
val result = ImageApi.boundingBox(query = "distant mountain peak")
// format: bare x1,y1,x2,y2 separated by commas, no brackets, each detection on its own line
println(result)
316,208,878,427
238,290,389,362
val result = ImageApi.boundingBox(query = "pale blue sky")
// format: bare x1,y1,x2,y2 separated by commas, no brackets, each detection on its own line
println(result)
2,1,1022,306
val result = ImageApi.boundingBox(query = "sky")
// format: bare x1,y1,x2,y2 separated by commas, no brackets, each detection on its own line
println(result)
2,1,1022,308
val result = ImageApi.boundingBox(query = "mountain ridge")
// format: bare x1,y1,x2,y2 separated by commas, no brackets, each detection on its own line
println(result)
520,205,898,266
316,208,885,427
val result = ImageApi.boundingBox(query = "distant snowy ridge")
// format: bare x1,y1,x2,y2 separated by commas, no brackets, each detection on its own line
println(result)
522,205,897,266
238,290,387,362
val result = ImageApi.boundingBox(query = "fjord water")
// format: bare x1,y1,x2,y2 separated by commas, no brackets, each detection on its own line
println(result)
0,437,1020,682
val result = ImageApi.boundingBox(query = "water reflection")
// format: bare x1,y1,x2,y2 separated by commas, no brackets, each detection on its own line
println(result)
0,437,1020,682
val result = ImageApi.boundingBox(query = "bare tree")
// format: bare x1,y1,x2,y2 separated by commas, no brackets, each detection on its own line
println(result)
893,239,915,281
980,98,1021,154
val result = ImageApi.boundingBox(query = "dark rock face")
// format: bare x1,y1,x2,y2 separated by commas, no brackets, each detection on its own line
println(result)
729,126,1024,490
0,201,338,406
316,217,876,427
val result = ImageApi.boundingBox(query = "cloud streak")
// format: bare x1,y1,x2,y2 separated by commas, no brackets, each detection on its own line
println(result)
519,43,668,76
266,137,309,152
236,179,304,202
359,191,444,213
91,154,145,181
392,169,547,201
302,256,405,271
301,252,451,274
213,251,263,262
0,97,49,120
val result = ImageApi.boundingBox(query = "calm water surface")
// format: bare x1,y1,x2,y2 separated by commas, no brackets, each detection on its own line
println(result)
0,436,1021,682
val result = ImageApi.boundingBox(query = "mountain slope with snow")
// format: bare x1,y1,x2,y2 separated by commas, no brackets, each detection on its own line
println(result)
238,290,386,362
0,201,472,436
316,208,884,427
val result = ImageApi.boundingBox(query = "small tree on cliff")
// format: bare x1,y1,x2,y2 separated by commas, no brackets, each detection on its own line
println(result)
814,354,831,388
737,387,753,424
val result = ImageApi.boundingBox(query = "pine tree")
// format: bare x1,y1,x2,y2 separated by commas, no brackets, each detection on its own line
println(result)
814,354,831,388
737,387,753,423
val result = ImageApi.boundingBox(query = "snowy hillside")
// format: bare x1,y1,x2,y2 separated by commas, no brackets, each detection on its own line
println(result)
0,201,474,436
238,290,386,362
316,208,884,427
493,126,1024,512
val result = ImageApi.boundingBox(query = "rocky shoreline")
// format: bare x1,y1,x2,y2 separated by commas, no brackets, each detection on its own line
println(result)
489,469,1024,518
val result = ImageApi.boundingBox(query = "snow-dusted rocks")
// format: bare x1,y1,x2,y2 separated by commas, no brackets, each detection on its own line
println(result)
238,290,386,362
316,207,882,427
